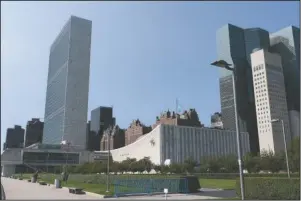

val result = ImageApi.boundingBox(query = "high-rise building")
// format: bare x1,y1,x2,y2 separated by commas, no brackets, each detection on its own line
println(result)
125,119,152,146
4,125,25,149
42,16,92,149
270,26,300,139
24,118,44,147
101,126,125,150
211,112,223,129
152,109,203,129
90,106,115,151
251,49,291,153
216,24,271,153
86,121,91,150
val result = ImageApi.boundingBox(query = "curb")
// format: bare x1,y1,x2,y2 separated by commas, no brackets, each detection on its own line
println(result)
85,191,105,198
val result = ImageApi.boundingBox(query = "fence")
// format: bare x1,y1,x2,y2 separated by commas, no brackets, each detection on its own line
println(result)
113,178,188,197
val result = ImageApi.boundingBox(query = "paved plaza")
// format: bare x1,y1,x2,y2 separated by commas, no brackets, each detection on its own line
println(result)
1,177,102,200
1,177,235,200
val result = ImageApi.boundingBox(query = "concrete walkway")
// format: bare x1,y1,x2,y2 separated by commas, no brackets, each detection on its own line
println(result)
1,177,235,200
1,177,103,200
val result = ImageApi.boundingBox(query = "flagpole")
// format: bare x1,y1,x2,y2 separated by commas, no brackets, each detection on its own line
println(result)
175,98,179,164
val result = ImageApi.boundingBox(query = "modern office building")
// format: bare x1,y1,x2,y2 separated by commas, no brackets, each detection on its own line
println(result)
4,125,25,149
90,106,116,151
1,143,94,177
251,49,291,153
86,121,91,150
24,118,44,147
216,24,271,153
97,124,250,165
270,26,300,139
42,16,92,149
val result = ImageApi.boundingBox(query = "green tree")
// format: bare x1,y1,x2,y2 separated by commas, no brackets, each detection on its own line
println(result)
260,150,283,173
153,165,161,173
169,163,184,174
288,137,300,173
160,165,170,174
183,157,197,173
207,157,221,173
139,157,153,173
219,155,238,173
243,153,261,173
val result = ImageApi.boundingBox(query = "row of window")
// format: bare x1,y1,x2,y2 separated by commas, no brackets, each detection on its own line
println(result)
253,64,264,72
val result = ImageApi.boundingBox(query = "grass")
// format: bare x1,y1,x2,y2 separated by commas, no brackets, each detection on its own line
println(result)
199,178,236,190
15,173,237,195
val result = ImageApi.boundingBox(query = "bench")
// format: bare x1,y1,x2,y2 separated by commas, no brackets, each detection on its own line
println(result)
69,187,84,194
39,181,47,186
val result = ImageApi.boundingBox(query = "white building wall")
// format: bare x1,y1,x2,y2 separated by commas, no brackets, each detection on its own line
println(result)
2,165,16,177
251,49,291,153
101,124,250,165
1,149,22,165
107,125,162,164
160,125,250,164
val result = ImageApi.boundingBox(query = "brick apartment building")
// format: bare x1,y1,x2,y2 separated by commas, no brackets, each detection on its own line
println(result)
152,109,203,129
100,125,125,150
125,119,152,146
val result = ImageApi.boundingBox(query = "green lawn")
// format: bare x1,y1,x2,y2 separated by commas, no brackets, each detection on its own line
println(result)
199,178,236,190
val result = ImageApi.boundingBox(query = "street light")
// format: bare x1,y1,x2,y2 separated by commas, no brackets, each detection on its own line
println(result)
271,118,290,178
104,125,119,193
211,60,245,200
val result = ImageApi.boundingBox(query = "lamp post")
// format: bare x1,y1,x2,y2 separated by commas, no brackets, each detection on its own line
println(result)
104,125,118,193
271,119,290,178
211,60,245,200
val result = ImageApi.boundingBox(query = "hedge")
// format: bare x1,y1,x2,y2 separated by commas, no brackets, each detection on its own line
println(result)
236,177,300,200
195,172,300,179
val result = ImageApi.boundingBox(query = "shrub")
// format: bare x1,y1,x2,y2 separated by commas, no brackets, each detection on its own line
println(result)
195,172,299,180
236,177,300,200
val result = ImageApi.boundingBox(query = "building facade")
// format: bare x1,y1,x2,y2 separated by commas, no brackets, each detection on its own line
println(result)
216,24,279,154
1,143,95,177
251,49,291,153
42,16,92,149
86,121,91,150
100,126,125,150
24,118,44,148
125,119,152,146
152,109,203,129
211,112,223,129
270,26,300,139
90,106,115,151
108,124,250,165
4,125,25,149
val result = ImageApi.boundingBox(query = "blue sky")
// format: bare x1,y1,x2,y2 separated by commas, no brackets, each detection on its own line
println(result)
1,1,299,149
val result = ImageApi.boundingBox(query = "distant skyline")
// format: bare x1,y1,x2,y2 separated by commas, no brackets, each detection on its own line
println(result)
1,1,299,150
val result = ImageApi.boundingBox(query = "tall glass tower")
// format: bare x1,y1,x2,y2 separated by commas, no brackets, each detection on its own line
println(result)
42,16,92,149
270,26,300,139
216,24,270,153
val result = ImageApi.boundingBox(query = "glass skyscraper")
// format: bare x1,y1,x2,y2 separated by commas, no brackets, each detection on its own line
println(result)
216,24,300,153
216,24,271,153
270,26,300,139
42,16,92,149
